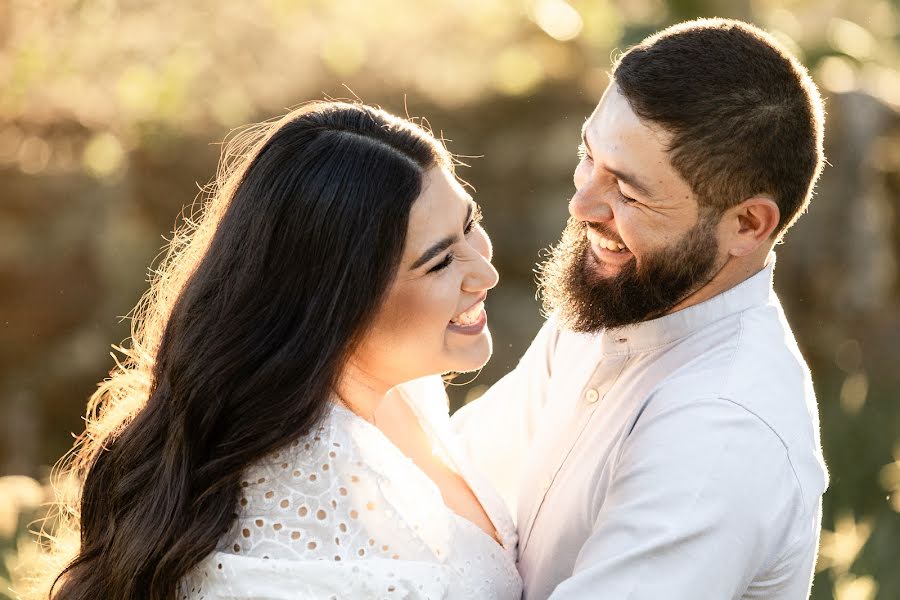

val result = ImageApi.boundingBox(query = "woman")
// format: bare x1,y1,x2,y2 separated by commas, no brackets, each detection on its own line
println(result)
43,102,521,599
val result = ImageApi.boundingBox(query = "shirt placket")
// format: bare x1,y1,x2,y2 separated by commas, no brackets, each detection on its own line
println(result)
519,354,629,553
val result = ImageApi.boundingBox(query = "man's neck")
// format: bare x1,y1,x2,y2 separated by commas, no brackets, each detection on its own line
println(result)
667,248,772,316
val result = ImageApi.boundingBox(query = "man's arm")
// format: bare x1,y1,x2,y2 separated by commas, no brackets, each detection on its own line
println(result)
450,315,559,513
549,394,807,599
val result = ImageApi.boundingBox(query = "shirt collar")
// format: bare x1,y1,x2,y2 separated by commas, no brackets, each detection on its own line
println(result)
600,253,776,355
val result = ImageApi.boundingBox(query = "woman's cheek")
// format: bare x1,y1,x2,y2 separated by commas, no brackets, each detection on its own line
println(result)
394,278,450,340
431,275,459,325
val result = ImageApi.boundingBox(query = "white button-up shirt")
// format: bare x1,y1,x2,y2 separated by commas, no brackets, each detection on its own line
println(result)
452,257,828,599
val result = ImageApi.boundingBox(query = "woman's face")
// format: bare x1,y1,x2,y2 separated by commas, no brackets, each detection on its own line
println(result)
352,166,499,387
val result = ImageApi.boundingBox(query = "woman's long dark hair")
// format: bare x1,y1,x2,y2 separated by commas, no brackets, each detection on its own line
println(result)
37,102,448,600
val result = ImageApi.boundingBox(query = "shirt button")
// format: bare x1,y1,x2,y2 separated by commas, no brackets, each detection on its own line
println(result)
585,388,600,403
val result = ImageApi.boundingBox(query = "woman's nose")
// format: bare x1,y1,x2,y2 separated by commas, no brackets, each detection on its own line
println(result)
464,234,499,292
468,251,499,292
479,259,500,291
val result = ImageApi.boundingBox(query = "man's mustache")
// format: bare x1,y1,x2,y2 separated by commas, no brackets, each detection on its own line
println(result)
583,220,625,246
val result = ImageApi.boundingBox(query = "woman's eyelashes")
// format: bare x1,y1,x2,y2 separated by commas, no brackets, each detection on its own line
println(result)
428,206,483,274
464,204,483,234
428,252,455,273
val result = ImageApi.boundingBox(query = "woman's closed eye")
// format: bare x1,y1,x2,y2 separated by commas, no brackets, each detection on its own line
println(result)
464,204,483,235
428,252,454,273
429,204,484,274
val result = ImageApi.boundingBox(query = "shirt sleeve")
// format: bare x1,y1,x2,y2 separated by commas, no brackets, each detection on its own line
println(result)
548,394,805,600
450,315,559,514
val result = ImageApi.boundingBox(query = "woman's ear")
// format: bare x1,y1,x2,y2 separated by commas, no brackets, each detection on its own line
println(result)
723,196,781,257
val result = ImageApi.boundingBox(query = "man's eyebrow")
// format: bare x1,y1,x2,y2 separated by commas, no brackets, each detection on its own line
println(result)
580,126,656,200
409,203,474,270
607,166,655,199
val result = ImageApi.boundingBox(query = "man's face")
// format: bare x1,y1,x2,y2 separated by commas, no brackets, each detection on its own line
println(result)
539,85,727,332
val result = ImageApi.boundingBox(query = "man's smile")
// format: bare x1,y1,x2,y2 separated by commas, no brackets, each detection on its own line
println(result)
586,226,633,266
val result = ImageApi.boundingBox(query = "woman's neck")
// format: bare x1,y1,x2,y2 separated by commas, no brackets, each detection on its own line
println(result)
335,363,393,424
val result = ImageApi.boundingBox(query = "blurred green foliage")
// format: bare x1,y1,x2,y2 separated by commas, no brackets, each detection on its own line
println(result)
1,0,899,598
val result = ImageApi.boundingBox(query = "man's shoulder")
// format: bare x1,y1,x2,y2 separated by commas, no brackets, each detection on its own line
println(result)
647,300,827,508
713,300,816,433
658,298,813,415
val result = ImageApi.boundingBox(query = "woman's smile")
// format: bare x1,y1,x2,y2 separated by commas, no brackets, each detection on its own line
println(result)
448,295,488,335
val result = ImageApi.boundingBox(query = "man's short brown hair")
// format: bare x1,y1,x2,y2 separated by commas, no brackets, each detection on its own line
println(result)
612,18,825,237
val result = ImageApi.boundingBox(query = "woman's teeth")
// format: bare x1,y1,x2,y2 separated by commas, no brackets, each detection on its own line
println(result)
451,301,484,326
599,236,628,252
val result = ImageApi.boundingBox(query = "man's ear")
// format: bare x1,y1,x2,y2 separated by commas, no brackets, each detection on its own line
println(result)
723,196,780,257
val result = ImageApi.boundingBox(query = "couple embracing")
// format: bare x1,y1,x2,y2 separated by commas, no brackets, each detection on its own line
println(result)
48,18,828,600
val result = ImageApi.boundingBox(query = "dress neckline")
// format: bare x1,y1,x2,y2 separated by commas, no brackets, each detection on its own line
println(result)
329,391,508,552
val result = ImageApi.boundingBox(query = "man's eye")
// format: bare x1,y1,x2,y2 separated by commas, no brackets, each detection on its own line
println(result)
577,144,591,161
619,190,637,204
428,253,454,273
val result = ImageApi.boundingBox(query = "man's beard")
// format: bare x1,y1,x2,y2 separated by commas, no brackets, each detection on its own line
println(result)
538,216,721,333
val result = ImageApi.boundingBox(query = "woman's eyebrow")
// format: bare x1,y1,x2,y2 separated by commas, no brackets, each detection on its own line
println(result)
409,203,473,270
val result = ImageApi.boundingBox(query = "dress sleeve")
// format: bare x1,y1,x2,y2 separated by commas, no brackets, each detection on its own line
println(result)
450,315,559,513
547,394,805,599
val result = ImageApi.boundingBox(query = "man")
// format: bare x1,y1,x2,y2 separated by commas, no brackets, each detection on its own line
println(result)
452,18,828,599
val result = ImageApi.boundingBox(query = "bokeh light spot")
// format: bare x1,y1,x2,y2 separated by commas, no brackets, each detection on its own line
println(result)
493,48,544,95
817,55,857,93
840,372,868,415
320,33,367,77
18,135,51,175
530,0,583,42
834,574,878,600
828,18,876,60
82,132,125,179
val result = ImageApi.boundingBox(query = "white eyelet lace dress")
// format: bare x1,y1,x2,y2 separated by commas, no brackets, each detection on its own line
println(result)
180,377,522,599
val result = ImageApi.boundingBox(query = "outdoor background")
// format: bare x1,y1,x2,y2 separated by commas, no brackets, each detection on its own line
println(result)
1,0,898,598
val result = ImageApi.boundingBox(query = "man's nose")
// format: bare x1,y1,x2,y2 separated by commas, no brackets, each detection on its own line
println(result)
569,185,614,223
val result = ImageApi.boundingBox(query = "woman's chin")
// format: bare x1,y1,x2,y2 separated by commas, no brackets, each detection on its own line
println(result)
443,330,493,374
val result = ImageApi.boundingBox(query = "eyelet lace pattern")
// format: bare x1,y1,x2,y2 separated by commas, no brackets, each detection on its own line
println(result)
180,378,522,599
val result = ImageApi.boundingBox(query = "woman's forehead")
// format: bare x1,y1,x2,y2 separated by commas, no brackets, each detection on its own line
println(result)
410,168,469,226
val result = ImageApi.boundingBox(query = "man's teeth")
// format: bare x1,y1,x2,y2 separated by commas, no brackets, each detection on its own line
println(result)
451,301,484,326
599,236,628,252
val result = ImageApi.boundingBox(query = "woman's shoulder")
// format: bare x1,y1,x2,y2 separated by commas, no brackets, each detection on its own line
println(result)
225,407,363,556
236,405,360,510
220,402,451,565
